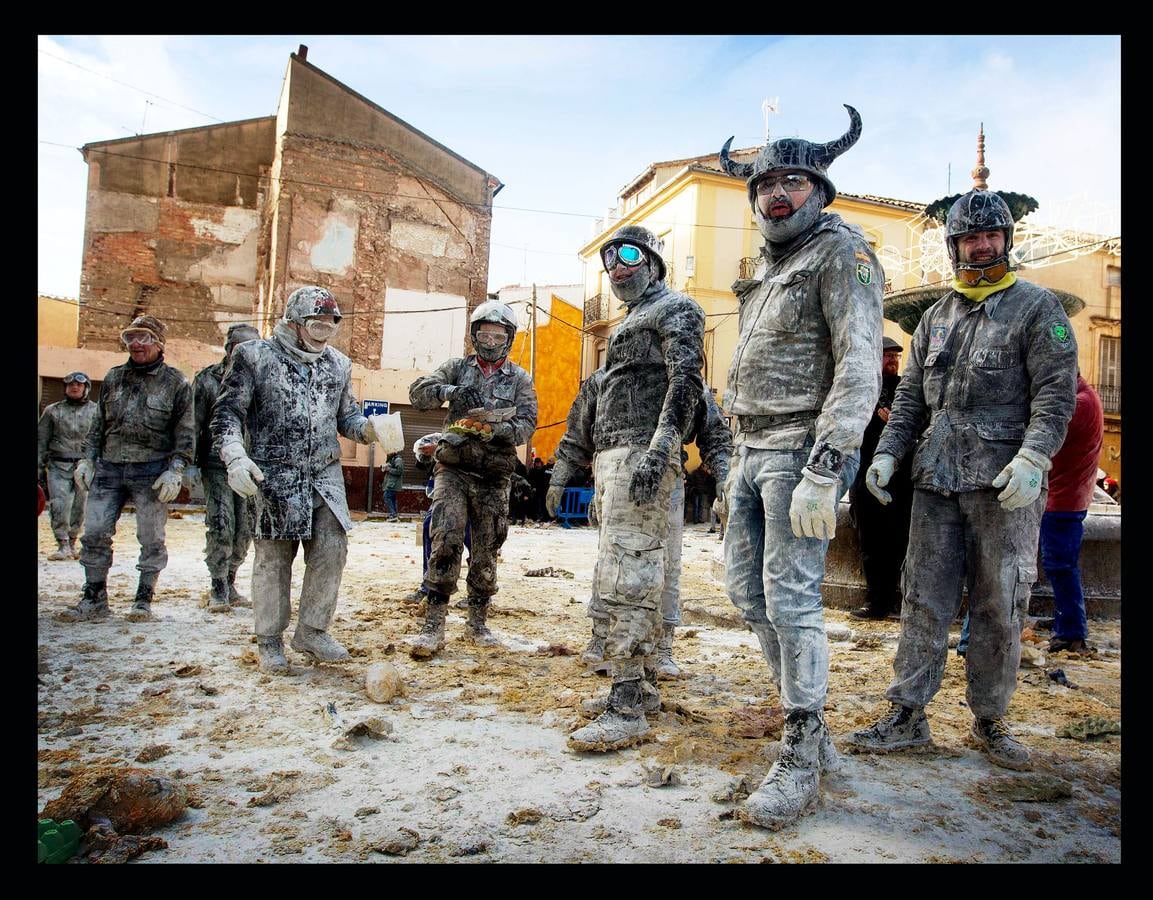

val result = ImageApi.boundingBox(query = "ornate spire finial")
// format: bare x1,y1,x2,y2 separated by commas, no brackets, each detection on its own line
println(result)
971,123,990,190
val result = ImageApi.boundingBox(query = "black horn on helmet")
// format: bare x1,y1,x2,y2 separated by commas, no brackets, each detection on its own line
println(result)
720,104,862,206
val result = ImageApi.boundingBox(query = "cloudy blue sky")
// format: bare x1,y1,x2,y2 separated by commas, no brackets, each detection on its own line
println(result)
38,34,1120,298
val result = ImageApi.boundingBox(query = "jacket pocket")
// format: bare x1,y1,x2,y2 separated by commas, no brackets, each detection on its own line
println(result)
144,394,173,431
970,347,1020,369
761,271,809,333
973,422,1026,442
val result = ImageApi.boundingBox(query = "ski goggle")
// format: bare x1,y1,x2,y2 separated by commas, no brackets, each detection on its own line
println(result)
303,319,341,340
956,259,1010,286
121,329,158,346
755,173,813,195
63,373,90,385
602,243,646,270
474,332,508,348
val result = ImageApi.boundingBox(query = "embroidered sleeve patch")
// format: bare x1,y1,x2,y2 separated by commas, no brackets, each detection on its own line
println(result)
854,250,872,263
1051,322,1071,345
856,263,873,285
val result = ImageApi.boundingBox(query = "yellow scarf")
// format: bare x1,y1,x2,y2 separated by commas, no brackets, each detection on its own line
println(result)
952,271,1016,303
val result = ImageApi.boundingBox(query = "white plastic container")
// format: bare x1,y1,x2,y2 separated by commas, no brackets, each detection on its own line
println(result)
368,412,405,454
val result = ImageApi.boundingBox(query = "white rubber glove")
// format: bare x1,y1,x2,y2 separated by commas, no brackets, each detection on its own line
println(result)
220,442,265,498
152,468,184,503
992,447,1050,511
362,418,378,444
865,453,899,505
545,484,566,518
183,465,202,490
74,459,94,491
789,469,839,540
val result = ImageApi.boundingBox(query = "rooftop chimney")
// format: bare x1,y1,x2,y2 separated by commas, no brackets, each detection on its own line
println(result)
297,44,308,61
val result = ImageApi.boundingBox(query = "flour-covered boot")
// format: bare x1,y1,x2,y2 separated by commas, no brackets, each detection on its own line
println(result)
654,623,681,679
58,582,110,622
581,617,610,674
291,624,351,664
227,569,251,608
409,596,448,659
465,599,503,648
738,709,823,830
207,577,231,613
967,717,1032,771
568,679,650,751
124,582,155,622
257,637,290,675
48,542,73,561
845,703,932,752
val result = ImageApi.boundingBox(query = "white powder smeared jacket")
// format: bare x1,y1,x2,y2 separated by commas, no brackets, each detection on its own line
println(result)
724,213,883,465
210,336,371,540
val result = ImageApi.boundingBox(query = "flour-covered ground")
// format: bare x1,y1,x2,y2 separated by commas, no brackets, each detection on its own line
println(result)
37,513,1121,863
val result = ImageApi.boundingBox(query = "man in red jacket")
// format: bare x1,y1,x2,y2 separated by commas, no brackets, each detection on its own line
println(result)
1043,374,1104,653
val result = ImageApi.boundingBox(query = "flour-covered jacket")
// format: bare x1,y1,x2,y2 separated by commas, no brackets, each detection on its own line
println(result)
211,336,370,540
724,213,882,461
38,400,98,468
553,365,730,486
875,279,1077,494
83,361,194,466
193,361,230,470
593,283,705,461
408,355,537,480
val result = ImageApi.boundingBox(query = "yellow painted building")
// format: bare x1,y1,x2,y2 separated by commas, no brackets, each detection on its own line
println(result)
38,295,79,349
576,149,1121,481
501,286,584,462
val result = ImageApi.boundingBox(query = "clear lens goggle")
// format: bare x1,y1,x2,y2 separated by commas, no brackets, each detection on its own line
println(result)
474,332,508,348
63,373,90,385
303,319,340,340
121,329,157,347
956,259,1010,286
602,243,646,270
755,173,813,195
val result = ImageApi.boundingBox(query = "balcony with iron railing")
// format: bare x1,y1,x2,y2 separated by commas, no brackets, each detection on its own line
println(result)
583,293,608,327
1095,384,1121,415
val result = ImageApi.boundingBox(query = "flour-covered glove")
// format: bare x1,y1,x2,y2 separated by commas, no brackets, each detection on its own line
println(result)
992,447,1050,511
789,469,839,540
183,466,201,490
865,453,898,505
452,385,485,411
220,442,265,499
628,450,667,504
152,468,184,503
362,418,378,445
545,483,567,518
74,459,94,491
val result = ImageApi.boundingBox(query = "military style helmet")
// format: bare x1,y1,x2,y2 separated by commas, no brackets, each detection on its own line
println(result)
719,104,862,205
284,285,342,324
63,371,91,400
944,189,1015,267
225,323,261,352
599,224,667,281
120,314,167,348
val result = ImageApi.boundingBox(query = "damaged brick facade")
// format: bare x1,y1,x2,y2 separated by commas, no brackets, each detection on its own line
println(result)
78,53,498,372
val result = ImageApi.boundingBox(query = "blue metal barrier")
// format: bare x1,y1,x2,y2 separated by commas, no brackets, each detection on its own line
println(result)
556,487,594,528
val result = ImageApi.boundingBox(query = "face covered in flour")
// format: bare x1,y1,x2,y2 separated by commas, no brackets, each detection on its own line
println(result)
600,224,668,307
753,170,827,244
284,286,342,352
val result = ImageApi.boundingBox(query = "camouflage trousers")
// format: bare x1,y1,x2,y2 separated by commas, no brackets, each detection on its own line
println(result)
424,466,511,600
252,494,347,639
202,468,253,581
46,459,87,544
79,458,169,586
589,473,684,627
886,488,1043,719
594,447,680,683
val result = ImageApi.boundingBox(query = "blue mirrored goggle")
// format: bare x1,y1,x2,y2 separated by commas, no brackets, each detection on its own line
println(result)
602,243,646,270
63,373,90,385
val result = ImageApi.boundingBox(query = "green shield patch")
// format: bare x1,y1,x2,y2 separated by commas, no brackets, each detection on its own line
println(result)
856,263,872,285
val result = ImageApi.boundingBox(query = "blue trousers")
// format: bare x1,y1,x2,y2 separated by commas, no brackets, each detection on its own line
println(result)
1040,510,1088,642
384,490,399,517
